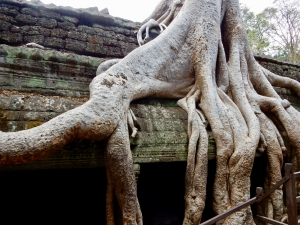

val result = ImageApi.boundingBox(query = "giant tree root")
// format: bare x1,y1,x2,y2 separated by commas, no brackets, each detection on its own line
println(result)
178,89,208,224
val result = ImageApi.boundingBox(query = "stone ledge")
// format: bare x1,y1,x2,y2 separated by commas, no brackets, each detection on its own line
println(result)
254,54,300,69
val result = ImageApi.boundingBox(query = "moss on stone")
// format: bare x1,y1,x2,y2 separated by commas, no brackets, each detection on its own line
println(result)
24,121,43,129
26,77,46,88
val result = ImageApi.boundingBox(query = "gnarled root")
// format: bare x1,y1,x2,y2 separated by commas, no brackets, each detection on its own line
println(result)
96,59,121,76
137,19,165,46
96,60,139,139
137,0,184,46
105,117,142,225
262,67,300,97
177,89,208,224
257,113,284,221
127,108,138,138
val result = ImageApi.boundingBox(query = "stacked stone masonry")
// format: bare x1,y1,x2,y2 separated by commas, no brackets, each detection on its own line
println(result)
0,0,139,58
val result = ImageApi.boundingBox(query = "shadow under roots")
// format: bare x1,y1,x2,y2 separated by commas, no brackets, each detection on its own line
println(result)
138,162,186,225
0,168,107,224
0,157,268,225
138,157,268,225
202,155,267,223
250,154,268,217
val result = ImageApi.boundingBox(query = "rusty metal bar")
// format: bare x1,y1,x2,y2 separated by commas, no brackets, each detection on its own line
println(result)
294,171,300,179
256,187,265,225
256,215,287,225
256,175,290,204
200,164,299,225
200,197,257,225
284,163,298,225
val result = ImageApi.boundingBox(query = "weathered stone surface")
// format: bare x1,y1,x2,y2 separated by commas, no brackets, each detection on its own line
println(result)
57,21,75,31
0,95,259,170
50,28,67,38
62,16,79,25
65,38,86,53
10,25,21,33
21,25,51,36
40,10,61,21
0,14,16,23
15,13,37,25
0,5,19,17
24,35,44,45
85,43,108,56
38,18,57,29
0,45,103,98
0,0,139,58
0,19,12,31
0,31,22,44
44,37,64,49
100,8,109,15
21,7,40,17
67,31,87,42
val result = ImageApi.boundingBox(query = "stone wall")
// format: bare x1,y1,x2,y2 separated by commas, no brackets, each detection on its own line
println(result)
0,0,139,58
256,55,300,110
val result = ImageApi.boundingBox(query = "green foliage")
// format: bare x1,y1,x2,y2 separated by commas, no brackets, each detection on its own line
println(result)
240,4,271,55
242,0,300,63
262,0,300,63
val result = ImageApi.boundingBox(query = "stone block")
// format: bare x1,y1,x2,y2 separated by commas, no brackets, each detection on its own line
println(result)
51,28,67,38
85,42,107,55
87,35,103,45
21,26,51,36
101,36,118,46
67,31,87,42
40,10,62,21
44,37,64,49
38,18,57,29
0,14,16,23
96,27,115,38
99,8,109,15
15,14,37,25
65,38,86,53
0,31,22,44
58,21,75,31
81,6,99,13
21,7,40,17
10,25,21,33
121,43,138,56
0,19,11,31
24,35,45,45
63,16,79,25
106,46,123,57
113,26,131,36
77,25,93,35
0,5,19,17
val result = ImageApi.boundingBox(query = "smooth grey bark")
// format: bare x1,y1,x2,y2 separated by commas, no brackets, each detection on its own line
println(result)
1,0,300,224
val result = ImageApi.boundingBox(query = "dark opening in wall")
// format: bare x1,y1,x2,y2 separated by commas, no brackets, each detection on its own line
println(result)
137,156,267,225
0,168,107,224
138,162,186,225
0,155,267,224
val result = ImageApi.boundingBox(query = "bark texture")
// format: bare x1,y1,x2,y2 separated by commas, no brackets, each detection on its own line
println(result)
1,0,300,224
